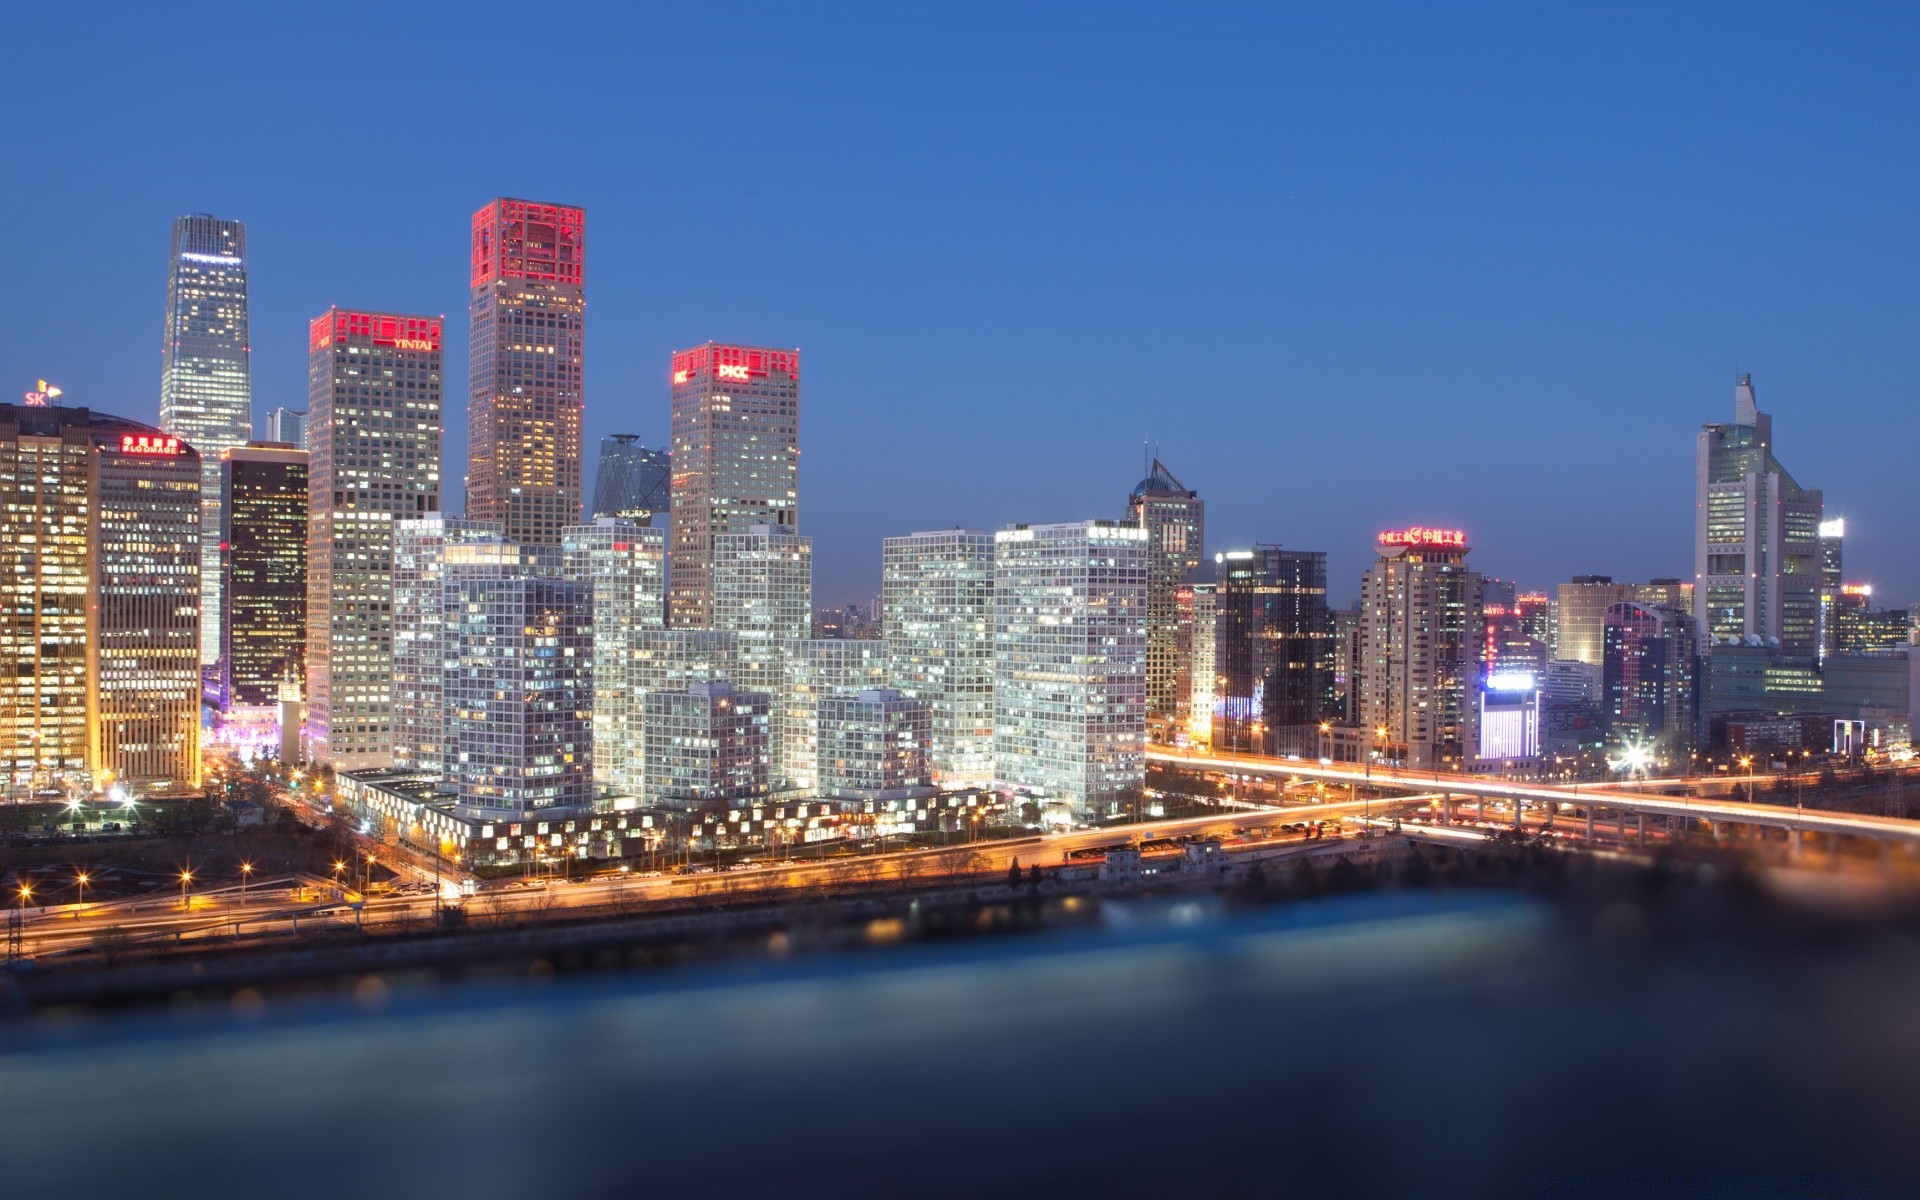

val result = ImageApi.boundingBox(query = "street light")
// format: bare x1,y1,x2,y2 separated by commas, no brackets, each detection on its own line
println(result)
179,869,193,911
73,871,90,908
239,861,254,903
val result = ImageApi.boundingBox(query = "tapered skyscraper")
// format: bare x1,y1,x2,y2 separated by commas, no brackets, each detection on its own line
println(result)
160,214,252,665
1127,456,1203,721
668,343,800,628
468,199,585,548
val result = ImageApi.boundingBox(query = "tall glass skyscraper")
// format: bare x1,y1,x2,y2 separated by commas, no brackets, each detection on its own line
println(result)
1694,375,1823,656
160,214,252,665
467,198,585,548
592,435,669,524
882,529,996,787
1127,456,1203,722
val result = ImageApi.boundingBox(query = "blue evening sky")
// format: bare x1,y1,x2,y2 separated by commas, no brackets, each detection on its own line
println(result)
6,2,1916,606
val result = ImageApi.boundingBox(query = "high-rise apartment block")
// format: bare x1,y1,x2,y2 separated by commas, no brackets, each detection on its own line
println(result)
591,435,669,524
992,521,1148,817
467,199,585,548
445,574,592,815
1695,375,1823,655
643,681,770,809
1602,602,1699,769
1127,457,1203,721
882,529,996,786
562,518,666,796
1358,527,1482,769
1211,546,1331,756
160,214,251,666
668,343,800,628
712,524,811,782
219,443,307,710
781,638,888,793
0,406,202,791
305,309,444,769
817,688,934,801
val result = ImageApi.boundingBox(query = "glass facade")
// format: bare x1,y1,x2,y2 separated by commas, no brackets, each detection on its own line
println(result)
712,525,812,785
159,214,251,666
817,688,932,800
1601,601,1699,768
642,681,770,809
992,520,1148,818
562,518,666,796
1126,458,1203,721
219,444,307,709
882,529,996,787
1359,539,1482,769
591,435,669,524
390,517,507,772
781,638,887,793
1211,546,1331,756
467,199,585,548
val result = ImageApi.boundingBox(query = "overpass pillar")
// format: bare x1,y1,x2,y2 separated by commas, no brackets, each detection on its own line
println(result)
1477,796,1487,823
1789,827,1803,862
1440,794,1451,827
1513,795,1523,831
1636,813,1646,847
1584,806,1595,844
1544,800,1555,830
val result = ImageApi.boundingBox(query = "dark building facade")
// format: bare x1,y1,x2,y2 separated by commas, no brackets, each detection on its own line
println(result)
220,443,307,708
1601,601,1698,770
591,434,669,524
1212,545,1331,756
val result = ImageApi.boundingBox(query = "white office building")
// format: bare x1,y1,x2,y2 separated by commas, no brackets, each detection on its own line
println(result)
642,681,770,810
563,518,666,796
882,529,996,786
781,639,888,794
818,687,933,801
713,524,811,783
392,516,506,772
992,520,1148,819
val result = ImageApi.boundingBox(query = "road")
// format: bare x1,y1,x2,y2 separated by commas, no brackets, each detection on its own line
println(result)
1149,749,1920,847
13,793,1404,958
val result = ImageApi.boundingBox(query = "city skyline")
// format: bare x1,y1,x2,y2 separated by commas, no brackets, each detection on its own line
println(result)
6,6,1920,609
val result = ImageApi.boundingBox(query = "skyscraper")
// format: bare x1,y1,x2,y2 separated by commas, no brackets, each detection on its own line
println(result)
219,443,307,710
643,681,771,810
160,214,251,666
668,343,800,628
562,518,667,796
1187,582,1218,747
1551,577,1691,665
1819,517,1845,660
266,408,307,450
391,516,507,773
817,688,934,801
1358,527,1482,769
446,575,593,815
467,199,585,548
1602,601,1699,770
1127,457,1203,721
0,406,201,792
882,529,996,787
306,309,444,769
1695,374,1823,655
712,524,812,785
781,638,888,793
591,435,670,524
993,520,1148,818
1211,546,1331,756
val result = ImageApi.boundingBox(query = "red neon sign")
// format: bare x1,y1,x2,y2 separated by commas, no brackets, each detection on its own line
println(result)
311,311,443,353
670,344,801,386
471,199,585,289
120,434,183,457
1377,527,1467,549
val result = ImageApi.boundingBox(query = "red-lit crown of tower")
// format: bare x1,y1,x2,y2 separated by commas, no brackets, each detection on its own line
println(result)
670,343,801,387
309,311,443,353
471,199,585,290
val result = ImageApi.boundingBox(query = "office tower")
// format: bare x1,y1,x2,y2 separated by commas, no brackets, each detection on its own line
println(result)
160,214,252,666
818,688,934,801
1483,590,1548,679
1478,669,1541,767
1327,603,1361,726
1695,374,1823,655
1602,602,1699,769
562,518,667,796
1211,546,1331,756
591,435,669,524
467,198,585,548
712,524,811,784
306,309,444,769
882,529,996,786
1830,585,1911,655
1552,576,1692,665
219,443,307,710
0,406,202,791
668,343,800,627
782,639,888,792
643,681,770,809
993,520,1149,817
1127,456,1203,720
446,575,593,814
1358,527,1482,769
1187,583,1218,746
391,517,507,772
1819,518,1845,659
266,408,308,450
